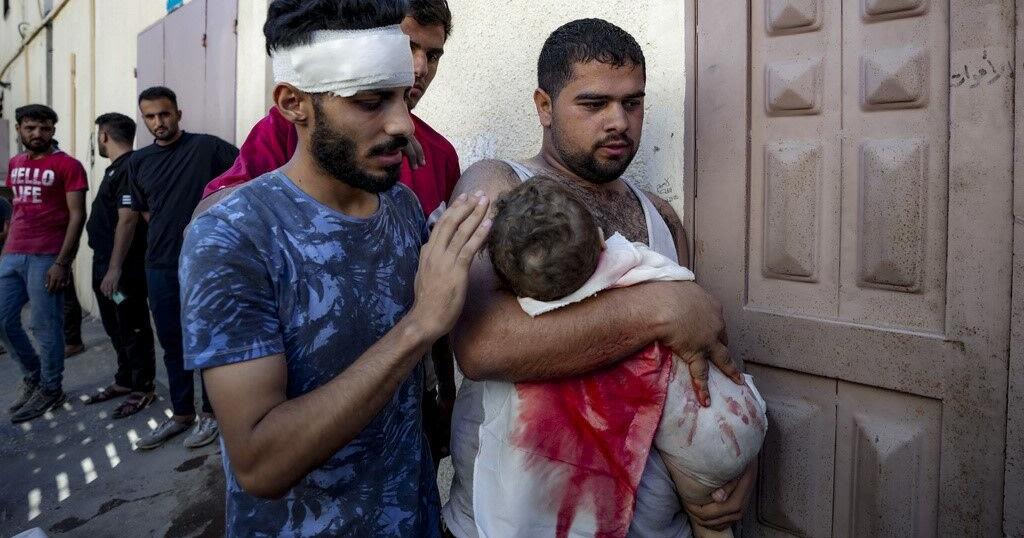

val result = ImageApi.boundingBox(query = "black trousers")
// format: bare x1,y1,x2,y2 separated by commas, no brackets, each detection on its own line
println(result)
146,266,212,416
63,280,82,346
92,263,157,392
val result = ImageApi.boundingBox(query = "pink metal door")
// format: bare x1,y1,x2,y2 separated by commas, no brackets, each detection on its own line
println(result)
135,0,236,147
204,0,237,144
135,20,165,147
162,0,208,138
693,1,1013,536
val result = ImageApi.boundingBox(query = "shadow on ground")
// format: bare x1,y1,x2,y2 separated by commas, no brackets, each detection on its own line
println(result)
0,317,224,538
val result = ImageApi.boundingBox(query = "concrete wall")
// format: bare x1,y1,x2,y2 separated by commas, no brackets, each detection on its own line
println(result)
413,0,692,217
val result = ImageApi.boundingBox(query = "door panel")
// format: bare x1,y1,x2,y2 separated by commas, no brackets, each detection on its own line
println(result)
747,365,836,538
749,0,841,320
205,0,238,144
136,21,164,147
833,382,941,538
839,0,948,332
694,1,1013,536
163,0,207,136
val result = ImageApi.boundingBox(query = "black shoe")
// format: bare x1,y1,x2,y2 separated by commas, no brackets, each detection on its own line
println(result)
8,380,38,414
11,389,66,424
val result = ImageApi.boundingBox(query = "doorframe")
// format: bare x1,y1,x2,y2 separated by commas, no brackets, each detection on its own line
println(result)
1006,3,1024,535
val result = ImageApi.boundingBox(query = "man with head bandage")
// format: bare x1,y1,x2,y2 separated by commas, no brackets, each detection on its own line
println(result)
201,0,459,217
178,1,491,537
198,1,461,467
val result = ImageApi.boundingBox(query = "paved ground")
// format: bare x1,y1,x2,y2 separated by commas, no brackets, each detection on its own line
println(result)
0,316,455,538
0,317,224,538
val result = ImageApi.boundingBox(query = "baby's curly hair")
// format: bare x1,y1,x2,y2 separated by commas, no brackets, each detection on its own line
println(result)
488,175,603,302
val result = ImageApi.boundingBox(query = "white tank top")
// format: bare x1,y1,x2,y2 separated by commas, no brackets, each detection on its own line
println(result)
442,161,691,538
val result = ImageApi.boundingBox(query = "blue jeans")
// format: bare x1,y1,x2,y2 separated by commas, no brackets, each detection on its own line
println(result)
0,254,65,392
146,267,211,416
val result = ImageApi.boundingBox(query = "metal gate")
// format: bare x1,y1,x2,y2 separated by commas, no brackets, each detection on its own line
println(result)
692,1,1014,536
135,0,237,147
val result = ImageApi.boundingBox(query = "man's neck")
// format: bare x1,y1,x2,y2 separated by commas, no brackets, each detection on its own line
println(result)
106,145,131,162
155,130,184,147
282,147,380,218
529,141,628,196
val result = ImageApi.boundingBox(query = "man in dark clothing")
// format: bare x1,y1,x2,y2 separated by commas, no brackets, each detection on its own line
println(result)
0,196,11,245
63,282,84,358
83,113,157,418
0,195,7,358
102,87,237,449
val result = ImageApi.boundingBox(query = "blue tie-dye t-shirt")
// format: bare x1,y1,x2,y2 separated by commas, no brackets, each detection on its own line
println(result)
179,171,439,537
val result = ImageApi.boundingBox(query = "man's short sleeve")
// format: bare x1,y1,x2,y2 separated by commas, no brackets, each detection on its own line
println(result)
213,139,240,178
63,157,89,192
118,159,147,212
180,212,284,370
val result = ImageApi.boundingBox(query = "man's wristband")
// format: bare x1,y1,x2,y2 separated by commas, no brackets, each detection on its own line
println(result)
55,259,72,268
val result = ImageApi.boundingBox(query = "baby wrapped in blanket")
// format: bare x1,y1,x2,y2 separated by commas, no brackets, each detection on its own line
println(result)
474,176,767,538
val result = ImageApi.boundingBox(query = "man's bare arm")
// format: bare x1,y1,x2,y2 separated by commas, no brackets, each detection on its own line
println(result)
46,192,85,292
205,319,433,499
100,208,140,297
202,193,491,499
450,161,734,401
0,218,9,244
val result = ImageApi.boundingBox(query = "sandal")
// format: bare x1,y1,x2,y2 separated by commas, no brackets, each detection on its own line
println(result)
84,385,131,405
113,392,155,419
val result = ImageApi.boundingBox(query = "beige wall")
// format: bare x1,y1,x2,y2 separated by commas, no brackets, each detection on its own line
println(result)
1,0,177,313
414,0,692,217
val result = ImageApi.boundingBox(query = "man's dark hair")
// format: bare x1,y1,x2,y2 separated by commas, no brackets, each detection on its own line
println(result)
95,113,137,145
488,175,603,302
264,0,408,55
537,18,646,98
15,104,58,125
409,0,452,38
138,86,178,108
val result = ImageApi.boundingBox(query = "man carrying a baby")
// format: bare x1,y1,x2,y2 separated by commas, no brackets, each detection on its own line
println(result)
442,18,762,538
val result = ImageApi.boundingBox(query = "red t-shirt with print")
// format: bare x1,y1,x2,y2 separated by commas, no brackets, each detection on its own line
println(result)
4,150,88,255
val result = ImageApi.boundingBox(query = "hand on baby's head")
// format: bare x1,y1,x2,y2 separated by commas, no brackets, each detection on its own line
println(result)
488,175,605,302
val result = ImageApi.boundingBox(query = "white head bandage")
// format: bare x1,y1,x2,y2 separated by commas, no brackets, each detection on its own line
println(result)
271,25,414,97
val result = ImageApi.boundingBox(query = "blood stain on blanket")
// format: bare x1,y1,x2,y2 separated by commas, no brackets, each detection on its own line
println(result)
717,416,743,457
678,387,701,447
726,397,749,425
510,342,673,538
744,394,767,431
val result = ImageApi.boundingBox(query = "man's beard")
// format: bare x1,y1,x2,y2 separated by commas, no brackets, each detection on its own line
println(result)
21,136,51,153
310,103,405,194
551,122,636,184
152,127,179,142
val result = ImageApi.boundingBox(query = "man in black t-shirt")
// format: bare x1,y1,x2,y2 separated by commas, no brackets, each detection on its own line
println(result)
103,87,237,450
84,113,157,418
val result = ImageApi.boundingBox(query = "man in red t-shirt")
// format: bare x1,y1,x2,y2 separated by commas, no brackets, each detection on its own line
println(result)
198,0,461,467
1,104,88,423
